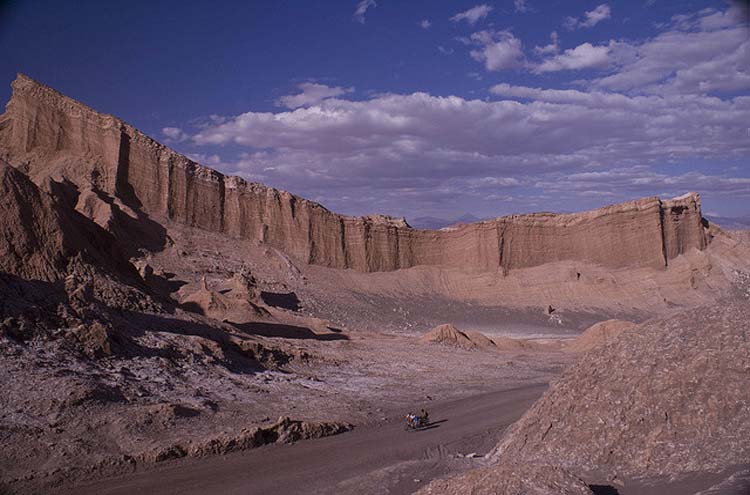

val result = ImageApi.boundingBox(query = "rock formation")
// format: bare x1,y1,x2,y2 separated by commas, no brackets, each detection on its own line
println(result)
142,416,351,461
0,158,80,282
419,324,534,351
463,330,497,349
0,74,707,273
0,159,137,283
420,324,478,349
565,319,636,353
491,301,750,480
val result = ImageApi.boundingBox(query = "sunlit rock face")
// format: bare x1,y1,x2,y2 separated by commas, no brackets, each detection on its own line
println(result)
1,74,706,274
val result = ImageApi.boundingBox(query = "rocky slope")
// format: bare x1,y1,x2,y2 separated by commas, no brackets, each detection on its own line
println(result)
0,158,161,351
418,463,595,495
496,300,750,482
0,159,137,283
0,74,706,273
565,319,636,353
418,298,750,493
0,159,353,493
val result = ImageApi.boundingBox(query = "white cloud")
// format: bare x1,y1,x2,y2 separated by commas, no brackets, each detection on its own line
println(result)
162,127,189,142
564,4,611,30
192,88,750,185
469,31,525,71
353,0,376,24
186,153,223,166
438,45,454,55
535,42,610,72
534,31,559,55
594,15,750,95
277,83,354,109
176,6,749,217
514,0,529,13
450,4,493,25
419,19,431,29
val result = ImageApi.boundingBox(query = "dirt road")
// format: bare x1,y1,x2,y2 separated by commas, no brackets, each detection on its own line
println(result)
63,383,547,495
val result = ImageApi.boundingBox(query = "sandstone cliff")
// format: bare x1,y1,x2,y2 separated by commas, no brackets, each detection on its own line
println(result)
0,74,707,273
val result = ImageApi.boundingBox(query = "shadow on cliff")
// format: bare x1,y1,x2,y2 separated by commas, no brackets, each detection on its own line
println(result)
0,273,64,340
111,132,170,255
0,272,283,374
588,485,620,495
49,178,169,258
147,271,188,299
231,321,349,341
260,291,302,311
119,311,283,374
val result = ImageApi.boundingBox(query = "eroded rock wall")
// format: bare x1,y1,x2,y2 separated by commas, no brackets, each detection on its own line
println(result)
0,74,707,273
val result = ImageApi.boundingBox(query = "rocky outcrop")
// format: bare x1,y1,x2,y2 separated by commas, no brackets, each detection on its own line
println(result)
491,301,750,480
0,158,76,282
0,159,137,283
140,416,351,462
420,324,476,348
0,74,707,273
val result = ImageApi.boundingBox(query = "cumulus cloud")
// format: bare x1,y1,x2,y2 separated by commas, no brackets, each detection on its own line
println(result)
419,19,431,29
564,4,611,30
162,127,189,142
515,0,529,13
535,42,610,72
186,153,223,167
534,31,559,55
176,6,748,217
353,0,376,24
594,12,750,94
277,83,354,109
451,4,493,25
469,30,525,71
190,87,749,200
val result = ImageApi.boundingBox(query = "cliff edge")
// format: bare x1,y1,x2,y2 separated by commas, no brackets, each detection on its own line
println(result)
0,74,707,273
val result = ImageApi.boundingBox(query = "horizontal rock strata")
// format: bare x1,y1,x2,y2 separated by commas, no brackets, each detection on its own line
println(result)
0,74,706,273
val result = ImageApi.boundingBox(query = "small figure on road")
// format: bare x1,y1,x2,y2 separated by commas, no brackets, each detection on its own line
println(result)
420,408,429,425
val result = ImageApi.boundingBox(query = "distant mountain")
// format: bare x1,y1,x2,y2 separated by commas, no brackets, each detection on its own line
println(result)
705,215,750,230
448,213,483,227
409,213,484,230
409,216,453,230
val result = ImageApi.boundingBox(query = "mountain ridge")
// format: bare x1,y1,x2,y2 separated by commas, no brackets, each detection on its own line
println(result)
0,73,707,273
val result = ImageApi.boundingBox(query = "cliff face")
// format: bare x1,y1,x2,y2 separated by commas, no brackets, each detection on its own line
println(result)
0,74,707,273
0,159,139,283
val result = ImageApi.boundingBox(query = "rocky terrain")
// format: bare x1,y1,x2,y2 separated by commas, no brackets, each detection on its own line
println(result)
420,289,750,494
494,300,750,481
565,319,636,353
0,73,749,495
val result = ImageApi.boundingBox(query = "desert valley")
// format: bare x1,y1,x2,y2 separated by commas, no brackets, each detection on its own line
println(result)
0,71,748,495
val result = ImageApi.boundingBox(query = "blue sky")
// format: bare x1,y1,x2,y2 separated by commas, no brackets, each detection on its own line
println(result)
1,0,748,220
